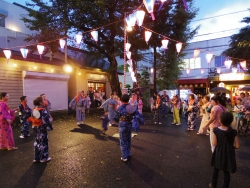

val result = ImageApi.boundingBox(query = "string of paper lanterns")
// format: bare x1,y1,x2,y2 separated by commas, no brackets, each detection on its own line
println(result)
185,48,249,76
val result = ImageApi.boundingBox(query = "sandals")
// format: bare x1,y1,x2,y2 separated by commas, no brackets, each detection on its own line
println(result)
7,147,18,151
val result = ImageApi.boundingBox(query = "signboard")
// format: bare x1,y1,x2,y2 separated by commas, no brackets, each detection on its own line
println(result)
219,73,244,81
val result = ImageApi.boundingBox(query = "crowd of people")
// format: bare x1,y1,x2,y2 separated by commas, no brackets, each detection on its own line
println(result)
0,89,244,187
0,92,53,163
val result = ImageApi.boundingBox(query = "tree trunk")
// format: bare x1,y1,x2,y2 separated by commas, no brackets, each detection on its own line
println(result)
108,56,122,97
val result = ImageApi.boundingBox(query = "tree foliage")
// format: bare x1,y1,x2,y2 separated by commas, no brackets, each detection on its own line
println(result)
21,0,198,95
223,12,250,69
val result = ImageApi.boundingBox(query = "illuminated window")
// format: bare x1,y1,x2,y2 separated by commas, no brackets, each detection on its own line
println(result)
183,57,201,69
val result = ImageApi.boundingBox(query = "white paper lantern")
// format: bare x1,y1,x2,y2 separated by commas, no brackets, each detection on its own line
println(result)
127,59,132,66
224,60,232,69
201,69,204,74
143,0,155,20
240,61,246,70
129,13,136,27
59,39,66,49
125,43,131,52
217,68,221,74
3,49,11,59
145,31,152,43
76,34,82,45
37,45,44,59
91,31,98,42
232,67,237,73
151,68,154,73
135,10,145,26
176,42,182,53
186,68,190,75
161,39,169,50
194,49,200,59
20,48,28,59
206,53,213,64
126,51,132,59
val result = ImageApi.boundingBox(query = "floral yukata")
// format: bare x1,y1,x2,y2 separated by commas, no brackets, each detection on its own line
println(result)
187,100,199,130
28,107,52,162
19,102,32,137
0,101,16,150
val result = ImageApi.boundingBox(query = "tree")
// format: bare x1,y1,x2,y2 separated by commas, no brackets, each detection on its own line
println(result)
223,12,250,69
21,0,198,96
141,0,199,90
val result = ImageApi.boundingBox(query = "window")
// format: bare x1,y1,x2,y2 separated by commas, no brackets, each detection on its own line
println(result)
182,57,201,69
215,56,226,67
0,16,5,27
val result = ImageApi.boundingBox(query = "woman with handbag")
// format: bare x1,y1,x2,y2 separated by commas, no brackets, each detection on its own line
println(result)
154,94,163,124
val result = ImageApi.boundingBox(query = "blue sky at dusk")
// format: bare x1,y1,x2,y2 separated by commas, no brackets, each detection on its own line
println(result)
3,0,250,41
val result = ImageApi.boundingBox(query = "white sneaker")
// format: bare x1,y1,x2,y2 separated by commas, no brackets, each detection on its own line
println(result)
109,123,112,126
40,157,51,163
19,135,24,138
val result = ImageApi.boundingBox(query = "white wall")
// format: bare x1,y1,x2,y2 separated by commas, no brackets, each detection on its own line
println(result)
0,0,34,49
180,37,231,79
22,71,70,111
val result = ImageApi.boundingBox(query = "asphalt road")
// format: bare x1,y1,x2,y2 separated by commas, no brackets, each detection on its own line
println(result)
0,110,250,188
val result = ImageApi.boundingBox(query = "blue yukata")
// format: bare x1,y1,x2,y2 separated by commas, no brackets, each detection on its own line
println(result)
132,111,144,133
19,103,32,137
116,104,135,160
29,107,51,162
100,114,109,131
70,95,86,124
101,98,118,124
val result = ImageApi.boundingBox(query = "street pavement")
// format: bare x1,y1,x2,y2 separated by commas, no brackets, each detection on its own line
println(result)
0,110,250,188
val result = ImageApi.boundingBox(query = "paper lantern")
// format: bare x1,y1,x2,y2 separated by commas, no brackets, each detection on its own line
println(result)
232,67,237,73
143,0,155,20
217,68,221,74
20,48,28,59
128,67,132,73
224,60,232,69
201,69,204,74
126,51,131,59
127,59,132,66
135,10,145,26
206,53,213,64
145,31,152,43
59,39,66,49
91,31,98,43
151,68,154,73
176,42,182,53
127,26,132,31
194,49,200,59
125,43,131,52
3,49,11,59
186,68,190,75
240,61,246,70
37,45,44,59
129,13,136,27
161,39,169,50
76,34,82,45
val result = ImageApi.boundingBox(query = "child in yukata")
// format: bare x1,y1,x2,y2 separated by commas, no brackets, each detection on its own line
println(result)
85,94,91,114
18,96,32,138
138,97,143,114
100,111,109,135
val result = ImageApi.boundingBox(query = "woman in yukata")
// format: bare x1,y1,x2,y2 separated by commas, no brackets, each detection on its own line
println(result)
100,93,118,126
154,94,163,124
186,94,199,131
0,92,18,151
28,96,52,163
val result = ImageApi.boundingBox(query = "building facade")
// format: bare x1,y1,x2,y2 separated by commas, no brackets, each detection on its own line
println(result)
0,1,111,110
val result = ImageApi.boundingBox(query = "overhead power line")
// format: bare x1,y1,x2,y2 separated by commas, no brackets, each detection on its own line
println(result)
193,28,241,37
192,9,250,22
